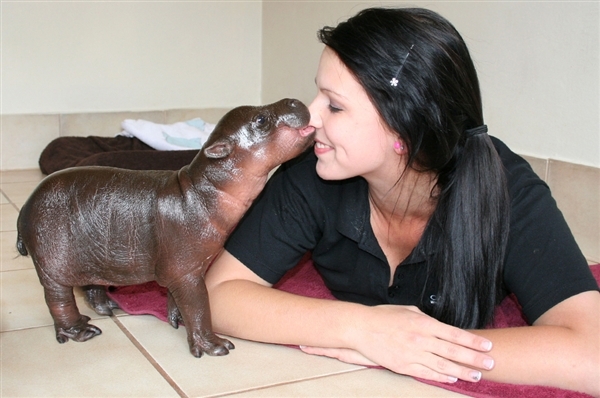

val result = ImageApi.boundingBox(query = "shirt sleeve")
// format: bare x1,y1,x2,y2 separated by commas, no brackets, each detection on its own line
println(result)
499,146,598,323
224,152,324,284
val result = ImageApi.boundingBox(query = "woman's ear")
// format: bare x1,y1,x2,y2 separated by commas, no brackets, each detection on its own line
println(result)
393,140,406,155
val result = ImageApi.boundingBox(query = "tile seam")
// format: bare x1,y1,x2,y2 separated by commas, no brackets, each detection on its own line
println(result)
111,315,188,398
201,367,368,398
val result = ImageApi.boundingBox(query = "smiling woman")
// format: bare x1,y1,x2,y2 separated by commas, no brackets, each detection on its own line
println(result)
205,7,599,395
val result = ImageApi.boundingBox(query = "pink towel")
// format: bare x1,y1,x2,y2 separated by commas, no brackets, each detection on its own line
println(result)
107,260,599,398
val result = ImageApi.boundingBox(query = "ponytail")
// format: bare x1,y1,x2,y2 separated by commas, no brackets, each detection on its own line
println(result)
422,130,510,328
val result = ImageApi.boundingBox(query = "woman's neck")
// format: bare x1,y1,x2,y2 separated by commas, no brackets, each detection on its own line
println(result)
366,166,438,278
367,166,438,224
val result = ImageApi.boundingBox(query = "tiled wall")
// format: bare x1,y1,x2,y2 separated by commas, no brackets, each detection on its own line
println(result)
1,111,598,263
521,156,599,263
1,109,230,170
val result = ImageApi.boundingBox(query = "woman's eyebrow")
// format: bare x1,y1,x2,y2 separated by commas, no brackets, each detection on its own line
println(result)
315,79,348,100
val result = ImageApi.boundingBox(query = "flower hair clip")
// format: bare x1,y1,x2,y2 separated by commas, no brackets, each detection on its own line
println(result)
390,44,414,87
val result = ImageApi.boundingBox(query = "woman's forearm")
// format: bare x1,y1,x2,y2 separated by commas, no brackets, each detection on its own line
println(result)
473,325,598,395
472,291,600,396
208,277,359,348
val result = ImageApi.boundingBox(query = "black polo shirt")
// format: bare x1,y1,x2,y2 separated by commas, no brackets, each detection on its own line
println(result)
225,137,598,323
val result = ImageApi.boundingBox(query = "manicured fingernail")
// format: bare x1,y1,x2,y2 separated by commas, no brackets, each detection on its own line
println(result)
470,371,482,382
447,376,458,383
481,340,493,351
483,358,495,370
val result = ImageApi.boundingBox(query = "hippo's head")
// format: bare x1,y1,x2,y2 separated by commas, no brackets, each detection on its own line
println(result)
200,99,315,174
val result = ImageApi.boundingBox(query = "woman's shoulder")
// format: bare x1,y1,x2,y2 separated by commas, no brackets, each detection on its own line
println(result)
490,136,547,195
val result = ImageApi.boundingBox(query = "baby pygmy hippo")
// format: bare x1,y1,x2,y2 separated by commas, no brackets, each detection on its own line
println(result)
16,98,315,358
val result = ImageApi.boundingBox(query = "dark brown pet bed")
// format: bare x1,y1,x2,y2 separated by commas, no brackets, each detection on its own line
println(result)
39,135,199,175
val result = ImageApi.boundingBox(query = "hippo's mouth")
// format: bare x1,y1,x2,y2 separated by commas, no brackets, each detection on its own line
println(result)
299,126,316,138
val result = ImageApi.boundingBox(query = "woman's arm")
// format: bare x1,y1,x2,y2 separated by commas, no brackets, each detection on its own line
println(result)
205,250,495,384
300,291,600,396
473,290,600,396
207,250,599,395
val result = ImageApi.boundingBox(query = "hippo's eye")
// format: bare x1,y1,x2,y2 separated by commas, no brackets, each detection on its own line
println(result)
255,114,267,126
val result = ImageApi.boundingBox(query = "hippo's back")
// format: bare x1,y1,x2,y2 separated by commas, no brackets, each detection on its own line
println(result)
17,167,174,283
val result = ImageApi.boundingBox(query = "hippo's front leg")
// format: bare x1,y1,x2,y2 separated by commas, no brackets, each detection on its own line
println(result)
167,271,234,358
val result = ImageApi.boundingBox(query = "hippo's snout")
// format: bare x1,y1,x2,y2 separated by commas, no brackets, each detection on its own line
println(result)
285,98,301,108
276,98,311,130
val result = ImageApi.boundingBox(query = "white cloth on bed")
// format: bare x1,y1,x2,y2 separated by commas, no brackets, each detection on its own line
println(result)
119,118,215,151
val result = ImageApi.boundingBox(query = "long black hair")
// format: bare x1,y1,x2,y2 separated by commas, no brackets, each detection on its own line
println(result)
318,7,510,328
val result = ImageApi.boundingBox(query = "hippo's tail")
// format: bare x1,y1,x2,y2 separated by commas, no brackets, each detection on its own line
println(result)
16,232,28,256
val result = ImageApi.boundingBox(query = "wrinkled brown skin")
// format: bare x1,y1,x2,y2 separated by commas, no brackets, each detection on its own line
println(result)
16,99,315,358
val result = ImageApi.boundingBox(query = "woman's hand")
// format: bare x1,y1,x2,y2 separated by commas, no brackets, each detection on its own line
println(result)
300,304,494,384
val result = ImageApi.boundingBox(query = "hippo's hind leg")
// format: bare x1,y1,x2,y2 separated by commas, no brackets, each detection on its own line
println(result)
167,290,184,329
39,275,102,343
81,285,119,316
168,271,234,358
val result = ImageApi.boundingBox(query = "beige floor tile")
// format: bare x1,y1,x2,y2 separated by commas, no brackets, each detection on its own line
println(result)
0,268,104,332
1,231,33,271
0,319,179,397
0,180,41,208
119,315,364,397
227,368,466,397
1,204,19,231
0,168,45,184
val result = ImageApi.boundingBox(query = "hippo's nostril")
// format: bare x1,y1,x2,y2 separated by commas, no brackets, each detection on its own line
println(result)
286,99,299,108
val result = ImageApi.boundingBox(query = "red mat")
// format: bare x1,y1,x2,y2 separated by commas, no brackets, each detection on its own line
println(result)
107,261,599,398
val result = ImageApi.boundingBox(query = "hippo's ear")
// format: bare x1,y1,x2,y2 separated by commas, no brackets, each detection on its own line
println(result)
204,141,233,159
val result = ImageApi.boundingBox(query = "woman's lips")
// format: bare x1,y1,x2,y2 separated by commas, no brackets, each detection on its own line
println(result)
314,140,333,155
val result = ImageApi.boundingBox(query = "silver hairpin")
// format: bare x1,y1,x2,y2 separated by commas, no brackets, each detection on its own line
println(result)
390,44,414,87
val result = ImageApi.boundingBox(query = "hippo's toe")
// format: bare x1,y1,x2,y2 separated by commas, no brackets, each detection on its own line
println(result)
189,334,235,358
54,315,102,343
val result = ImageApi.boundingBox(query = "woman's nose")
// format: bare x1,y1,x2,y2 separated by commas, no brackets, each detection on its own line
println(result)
307,98,322,129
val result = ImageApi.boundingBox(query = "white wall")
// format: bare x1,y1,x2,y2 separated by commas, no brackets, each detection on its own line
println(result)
2,2,598,167
2,2,262,114
262,1,599,168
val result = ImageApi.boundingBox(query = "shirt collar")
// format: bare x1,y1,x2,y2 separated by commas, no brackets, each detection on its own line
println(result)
334,176,428,266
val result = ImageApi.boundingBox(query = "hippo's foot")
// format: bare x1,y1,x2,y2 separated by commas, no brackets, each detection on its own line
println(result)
166,291,184,329
189,333,235,358
167,305,184,329
82,285,119,316
55,315,102,343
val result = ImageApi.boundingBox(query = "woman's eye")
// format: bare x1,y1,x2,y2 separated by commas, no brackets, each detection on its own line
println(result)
328,104,342,113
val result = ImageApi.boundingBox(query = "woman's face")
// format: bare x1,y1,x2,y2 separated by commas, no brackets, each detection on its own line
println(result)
308,47,400,181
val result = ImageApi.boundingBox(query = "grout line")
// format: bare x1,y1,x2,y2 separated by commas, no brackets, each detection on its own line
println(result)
201,367,368,398
0,187,23,212
110,315,189,398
